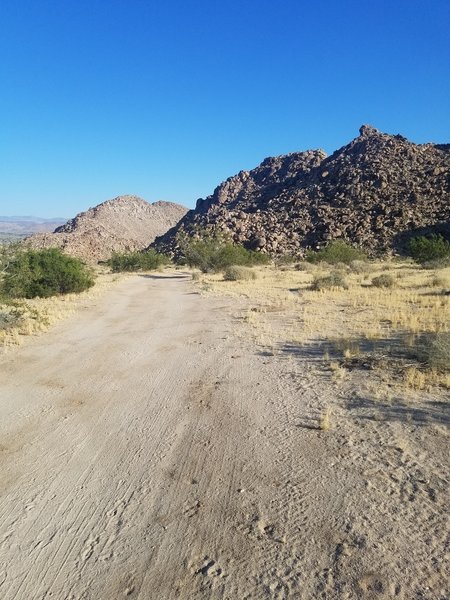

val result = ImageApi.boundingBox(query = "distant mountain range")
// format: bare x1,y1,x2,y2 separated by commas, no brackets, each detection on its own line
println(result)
0,216,66,223
0,216,67,240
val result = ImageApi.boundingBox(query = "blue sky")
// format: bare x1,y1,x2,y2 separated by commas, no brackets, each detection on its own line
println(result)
0,0,449,217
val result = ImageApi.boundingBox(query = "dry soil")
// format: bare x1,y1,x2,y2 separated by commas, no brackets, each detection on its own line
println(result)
0,273,448,599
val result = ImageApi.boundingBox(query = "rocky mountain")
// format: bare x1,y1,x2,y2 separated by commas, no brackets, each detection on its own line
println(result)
27,195,188,262
154,125,450,256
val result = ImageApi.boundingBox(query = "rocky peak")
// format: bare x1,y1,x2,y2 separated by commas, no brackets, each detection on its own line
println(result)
359,124,381,137
154,125,450,257
27,195,188,262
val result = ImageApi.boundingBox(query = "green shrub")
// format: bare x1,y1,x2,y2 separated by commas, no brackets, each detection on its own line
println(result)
107,249,169,272
182,234,269,273
408,234,450,265
223,266,258,281
371,274,396,288
306,241,367,265
1,248,94,299
311,271,348,291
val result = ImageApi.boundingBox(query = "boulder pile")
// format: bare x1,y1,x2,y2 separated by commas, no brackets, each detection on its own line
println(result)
154,125,450,257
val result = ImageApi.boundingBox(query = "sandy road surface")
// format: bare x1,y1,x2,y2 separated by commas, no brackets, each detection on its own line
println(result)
0,274,448,599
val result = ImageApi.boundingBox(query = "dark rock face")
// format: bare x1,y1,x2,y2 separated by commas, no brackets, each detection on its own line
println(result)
154,126,450,257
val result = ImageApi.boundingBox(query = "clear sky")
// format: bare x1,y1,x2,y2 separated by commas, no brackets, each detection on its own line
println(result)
0,0,449,217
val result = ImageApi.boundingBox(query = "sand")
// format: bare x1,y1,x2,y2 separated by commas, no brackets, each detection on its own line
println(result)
0,273,448,599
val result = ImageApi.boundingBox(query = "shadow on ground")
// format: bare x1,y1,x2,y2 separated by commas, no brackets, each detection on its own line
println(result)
347,395,450,426
139,274,189,280
279,332,428,365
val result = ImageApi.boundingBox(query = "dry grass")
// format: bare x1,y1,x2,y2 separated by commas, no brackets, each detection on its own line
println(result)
0,267,125,349
196,260,450,389
319,407,332,430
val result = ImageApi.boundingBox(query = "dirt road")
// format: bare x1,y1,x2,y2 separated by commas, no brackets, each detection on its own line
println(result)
0,274,448,599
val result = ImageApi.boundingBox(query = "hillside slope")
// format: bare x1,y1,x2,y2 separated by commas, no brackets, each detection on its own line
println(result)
154,125,450,256
27,195,188,262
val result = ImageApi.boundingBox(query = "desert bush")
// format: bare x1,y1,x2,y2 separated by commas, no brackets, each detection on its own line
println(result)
419,332,450,372
107,249,169,272
371,274,396,288
408,234,450,265
182,234,269,273
295,261,319,273
274,254,297,267
421,256,450,270
1,248,94,298
223,266,258,281
0,307,23,330
311,271,348,291
349,259,373,275
404,367,426,389
305,241,367,265
431,276,447,288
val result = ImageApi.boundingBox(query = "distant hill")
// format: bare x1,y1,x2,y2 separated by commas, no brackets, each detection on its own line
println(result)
153,125,450,256
26,195,188,262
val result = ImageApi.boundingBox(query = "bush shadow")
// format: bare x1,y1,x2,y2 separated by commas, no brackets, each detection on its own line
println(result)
347,394,450,426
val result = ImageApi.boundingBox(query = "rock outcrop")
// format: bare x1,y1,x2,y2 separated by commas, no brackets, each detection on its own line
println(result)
154,126,450,256
27,195,188,262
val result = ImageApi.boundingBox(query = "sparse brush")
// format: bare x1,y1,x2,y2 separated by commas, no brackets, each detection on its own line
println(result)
319,407,332,430
371,274,396,288
333,338,360,357
329,361,347,380
349,260,373,275
295,261,319,274
404,367,426,390
274,254,297,268
0,307,24,331
223,266,257,281
431,276,447,288
419,332,450,372
191,271,201,281
312,271,348,291
421,256,450,269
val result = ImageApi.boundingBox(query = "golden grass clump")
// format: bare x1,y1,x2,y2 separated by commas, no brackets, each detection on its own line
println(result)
319,407,332,430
